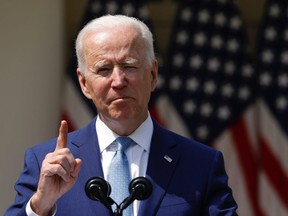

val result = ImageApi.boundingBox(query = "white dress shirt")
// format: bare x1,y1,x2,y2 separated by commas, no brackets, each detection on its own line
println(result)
97,114,153,216
26,114,153,216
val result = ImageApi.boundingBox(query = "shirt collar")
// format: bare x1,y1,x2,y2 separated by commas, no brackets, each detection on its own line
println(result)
96,114,153,153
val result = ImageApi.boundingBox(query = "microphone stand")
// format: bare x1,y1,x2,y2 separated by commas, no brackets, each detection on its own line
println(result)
112,200,128,216
113,207,123,216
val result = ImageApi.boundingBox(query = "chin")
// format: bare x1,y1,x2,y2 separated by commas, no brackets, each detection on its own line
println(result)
110,111,133,119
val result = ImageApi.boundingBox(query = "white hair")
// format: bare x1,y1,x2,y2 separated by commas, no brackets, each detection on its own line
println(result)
75,14,155,74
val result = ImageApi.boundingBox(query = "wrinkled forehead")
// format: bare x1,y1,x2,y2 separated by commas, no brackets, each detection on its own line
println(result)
84,25,146,64
84,26,145,51
85,24,142,45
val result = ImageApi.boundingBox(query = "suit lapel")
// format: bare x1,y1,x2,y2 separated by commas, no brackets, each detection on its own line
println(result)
68,118,112,214
138,122,180,216
69,118,104,179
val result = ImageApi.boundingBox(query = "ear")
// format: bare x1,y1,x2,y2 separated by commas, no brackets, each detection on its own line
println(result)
77,68,92,99
150,59,158,92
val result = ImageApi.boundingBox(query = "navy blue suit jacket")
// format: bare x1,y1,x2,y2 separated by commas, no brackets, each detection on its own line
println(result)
5,118,237,215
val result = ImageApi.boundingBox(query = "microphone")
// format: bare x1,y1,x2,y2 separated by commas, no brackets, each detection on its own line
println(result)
119,177,153,211
85,176,153,216
85,176,115,210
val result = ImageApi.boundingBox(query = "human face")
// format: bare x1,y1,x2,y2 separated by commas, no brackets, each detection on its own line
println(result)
77,26,158,132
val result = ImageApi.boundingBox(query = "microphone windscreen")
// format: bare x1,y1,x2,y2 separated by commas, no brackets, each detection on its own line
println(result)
85,177,111,201
129,177,153,200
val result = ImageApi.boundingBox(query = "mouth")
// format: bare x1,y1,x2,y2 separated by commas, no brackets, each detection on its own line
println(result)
110,96,133,103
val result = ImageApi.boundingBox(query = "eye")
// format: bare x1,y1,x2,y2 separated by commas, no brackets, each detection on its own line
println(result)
96,67,112,76
99,67,110,72
123,64,138,70
125,65,135,69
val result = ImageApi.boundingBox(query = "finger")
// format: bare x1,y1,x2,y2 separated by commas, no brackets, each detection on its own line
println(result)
55,120,68,151
70,159,82,178
41,163,72,182
57,154,75,173
46,149,75,172
60,150,76,173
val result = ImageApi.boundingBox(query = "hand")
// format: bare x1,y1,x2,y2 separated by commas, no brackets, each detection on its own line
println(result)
30,120,82,215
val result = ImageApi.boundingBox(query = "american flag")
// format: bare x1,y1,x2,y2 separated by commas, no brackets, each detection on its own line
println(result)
61,0,155,131
61,0,288,215
150,0,259,215
256,0,288,215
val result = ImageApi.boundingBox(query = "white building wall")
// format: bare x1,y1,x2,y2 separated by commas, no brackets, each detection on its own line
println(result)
0,1,64,214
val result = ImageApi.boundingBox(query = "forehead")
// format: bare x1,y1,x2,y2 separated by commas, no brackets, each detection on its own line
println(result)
84,25,145,58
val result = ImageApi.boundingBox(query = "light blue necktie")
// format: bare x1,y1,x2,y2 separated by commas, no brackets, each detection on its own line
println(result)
108,137,133,216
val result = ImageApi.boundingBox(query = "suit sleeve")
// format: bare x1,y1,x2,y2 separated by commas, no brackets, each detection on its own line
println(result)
4,148,41,216
203,151,238,216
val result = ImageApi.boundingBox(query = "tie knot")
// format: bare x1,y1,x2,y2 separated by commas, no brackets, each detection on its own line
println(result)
115,136,133,151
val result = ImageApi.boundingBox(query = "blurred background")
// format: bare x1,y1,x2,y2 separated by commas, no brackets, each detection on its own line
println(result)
1,0,287,215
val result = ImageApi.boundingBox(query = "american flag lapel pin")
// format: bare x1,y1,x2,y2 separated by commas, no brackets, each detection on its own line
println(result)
164,155,173,163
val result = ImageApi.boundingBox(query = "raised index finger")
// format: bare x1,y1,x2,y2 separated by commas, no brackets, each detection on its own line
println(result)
55,120,68,151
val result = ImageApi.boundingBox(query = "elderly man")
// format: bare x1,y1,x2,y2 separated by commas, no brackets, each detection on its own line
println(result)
5,15,237,216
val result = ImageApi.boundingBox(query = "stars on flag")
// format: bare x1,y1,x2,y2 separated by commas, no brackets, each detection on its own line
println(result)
181,8,193,22
221,84,234,98
269,3,281,18
242,64,254,77
284,29,288,41
217,106,231,120
161,0,256,142
265,27,277,40
211,35,224,49
257,0,288,122
278,73,288,87
281,51,288,64
90,0,149,20
189,55,203,69
173,53,185,68
207,57,220,72
194,32,207,46
204,80,217,94
106,1,118,13
230,16,242,30
123,3,135,15
261,49,274,63
227,39,239,52
238,86,250,100
184,100,196,114
198,9,210,24
214,13,227,26
224,61,236,75
177,31,189,45
169,76,182,91
91,1,102,13
276,96,288,110
186,78,199,92
259,71,272,87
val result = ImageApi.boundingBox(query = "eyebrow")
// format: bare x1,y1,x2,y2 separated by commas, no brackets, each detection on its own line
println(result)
123,58,139,65
90,58,139,71
94,60,109,68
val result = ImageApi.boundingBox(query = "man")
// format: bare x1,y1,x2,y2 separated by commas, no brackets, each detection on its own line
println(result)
5,15,238,215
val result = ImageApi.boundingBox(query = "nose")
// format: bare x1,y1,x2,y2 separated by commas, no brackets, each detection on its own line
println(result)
111,67,127,88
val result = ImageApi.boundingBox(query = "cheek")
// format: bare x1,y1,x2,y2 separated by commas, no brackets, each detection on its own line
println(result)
86,79,107,101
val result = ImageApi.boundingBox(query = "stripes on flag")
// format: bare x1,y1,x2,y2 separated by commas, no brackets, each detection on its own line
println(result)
256,0,288,215
62,0,288,215
214,107,260,216
150,0,258,215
